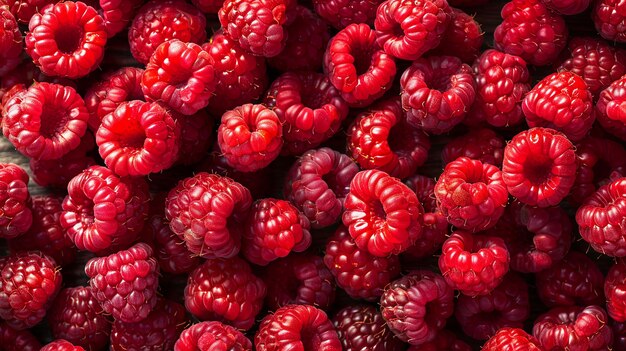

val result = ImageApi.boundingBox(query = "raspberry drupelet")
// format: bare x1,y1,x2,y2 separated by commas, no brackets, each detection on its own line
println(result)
400,55,476,134
408,330,472,351
533,305,613,350
441,128,505,167
96,0,144,38
174,321,253,351
428,8,484,63
541,0,590,14
332,305,406,351
41,340,85,351
606,261,626,322
6,0,58,23
0,163,32,239
596,75,626,141
0,5,22,77
0,322,41,351
312,0,384,29
593,0,626,42
482,328,543,351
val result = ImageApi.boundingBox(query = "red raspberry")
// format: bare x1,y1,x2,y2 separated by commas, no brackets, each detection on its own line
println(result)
407,330,472,351
174,110,214,166
174,321,253,351
323,23,397,107
0,251,62,330
0,322,41,351
312,0,383,29
0,163,32,239
482,328,543,351
147,210,200,275
596,75,626,141
455,273,530,340
536,251,605,307
441,128,505,167
593,0,626,42
41,340,85,351
374,0,451,61
606,261,626,322
255,304,341,350
439,231,510,296
185,257,265,330
541,0,590,13
25,2,107,78
332,304,406,351
494,0,568,66
61,165,150,253
199,150,272,199
264,71,348,155
2,82,89,160
93,0,143,38
502,127,577,207
347,98,430,179
6,0,57,23
533,305,613,350
428,8,483,63
343,169,424,257
0,5,21,77
380,270,454,345
400,55,476,134
190,0,224,14
217,103,283,172
467,49,530,128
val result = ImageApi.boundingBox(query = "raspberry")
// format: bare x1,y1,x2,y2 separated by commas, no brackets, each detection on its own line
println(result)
455,273,530,340
606,261,626,322
596,75,626,141
0,251,62,330
343,169,424,257
174,109,214,166
41,340,85,351
96,0,143,38
255,304,341,351
441,128,505,167
185,257,265,330
242,198,312,266
482,328,543,351
380,270,454,345
332,304,406,351
439,231,510,296
2,82,89,160
6,0,57,23
536,251,605,307
128,0,207,64
217,103,283,172
147,210,200,275
400,55,476,134
374,0,451,61
0,5,21,77
533,305,613,350
323,23,397,107
190,0,224,14
467,49,530,128
494,0,568,66
541,0,590,13
523,72,595,142
502,127,577,207
61,165,150,253
435,157,508,231
174,321,253,351
408,330,472,351
110,298,188,351
593,0,626,42
25,1,107,78
0,163,32,239
613,321,626,351
428,8,484,63
347,98,430,179
312,0,383,29
0,322,41,351
199,150,272,199
264,71,349,156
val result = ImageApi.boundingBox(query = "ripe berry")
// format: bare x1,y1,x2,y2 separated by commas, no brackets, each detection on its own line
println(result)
0,163,32,239
6,0,58,23
41,340,85,351
0,322,41,351
174,321,253,351
613,321,626,351
408,330,472,351
533,305,613,350
482,328,543,351
0,5,22,77
428,8,484,63
312,0,384,29
606,260,626,322
441,128,505,167
596,74,626,141
593,0,626,42
541,0,590,14
332,305,405,351
146,209,200,275
96,0,144,38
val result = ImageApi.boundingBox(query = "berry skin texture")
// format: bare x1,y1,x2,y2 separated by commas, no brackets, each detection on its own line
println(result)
41,340,85,351
6,0,58,23
217,104,283,172
541,0,590,14
523,72,595,142
434,157,508,231
439,231,510,296
502,127,577,207
533,305,613,350
612,321,626,351
0,322,41,351
380,270,454,346
0,251,62,330
593,0,626,42
342,169,424,257
494,0,568,66
0,6,22,77
255,304,341,351
596,75,626,141
441,128,505,167
0,163,32,239
25,1,107,79
312,0,383,29
148,213,200,275
174,321,253,351
2,82,89,161
606,261,626,322
185,257,266,330
97,0,144,38
481,328,543,351
374,0,451,61
400,55,476,135
332,305,406,351
428,8,484,63
28,137,96,190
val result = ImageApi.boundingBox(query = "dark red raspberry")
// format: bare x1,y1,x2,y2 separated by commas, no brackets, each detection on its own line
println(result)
455,273,530,340
428,8,483,63
0,251,62,330
613,321,626,351
174,321,253,351
533,305,613,350
146,209,200,275
191,0,224,13
2,82,89,160
255,304,341,350
0,322,41,351
323,23,397,107
536,251,605,307
541,0,590,13
380,270,454,346
6,0,57,23
174,110,214,166
400,55,476,134
0,163,32,239
312,0,383,29
596,75,626,141
264,71,348,155
606,261,626,322
441,128,505,167
343,169,424,257
0,5,21,77
439,231,510,296
25,1,107,78
593,0,626,42
332,304,405,351
347,98,430,179
502,127,577,207
482,328,543,351
407,330,472,351
185,257,265,330
467,49,530,128
494,0,568,66
41,340,85,351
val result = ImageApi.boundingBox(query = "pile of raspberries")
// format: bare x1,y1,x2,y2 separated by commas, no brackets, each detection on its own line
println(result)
2,0,626,349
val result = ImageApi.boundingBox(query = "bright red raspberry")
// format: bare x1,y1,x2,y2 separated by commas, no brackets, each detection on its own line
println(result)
264,71,348,155
333,305,405,351
400,55,475,134
0,5,21,77
596,75,626,140
25,1,107,78
2,82,89,160
0,251,62,330
6,0,57,23
541,0,590,13
190,0,224,13
428,8,483,63
494,0,568,66
0,322,41,351
146,209,200,275
482,328,543,351
467,49,530,128
439,231,510,296
606,261,626,322
174,321,253,351
536,251,605,307
312,0,383,29
407,330,472,351
593,0,626,42
347,98,430,179
0,163,32,239
343,169,424,257
441,128,505,167
185,257,266,330
380,270,454,345
533,305,613,350
323,23,397,107
502,127,577,207
41,340,85,351
95,0,143,38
